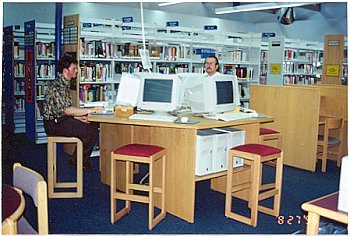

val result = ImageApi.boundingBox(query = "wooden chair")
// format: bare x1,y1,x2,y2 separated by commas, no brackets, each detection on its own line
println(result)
47,136,83,198
110,144,166,230
13,162,49,234
259,128,282,149
225,144,283,227
317,117,344,172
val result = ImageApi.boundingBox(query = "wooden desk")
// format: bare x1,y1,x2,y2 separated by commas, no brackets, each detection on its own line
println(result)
2,184,25,234
302,192,348,235
89,114,273,223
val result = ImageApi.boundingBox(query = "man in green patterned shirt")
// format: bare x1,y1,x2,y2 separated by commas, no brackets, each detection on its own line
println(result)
43,54,103,171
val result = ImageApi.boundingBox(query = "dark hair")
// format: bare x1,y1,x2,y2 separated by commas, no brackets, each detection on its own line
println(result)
205,55,219,67
57,53,78,74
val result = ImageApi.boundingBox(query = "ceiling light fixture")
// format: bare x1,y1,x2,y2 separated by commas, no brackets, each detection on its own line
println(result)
215,2,318,14
158,2,183,7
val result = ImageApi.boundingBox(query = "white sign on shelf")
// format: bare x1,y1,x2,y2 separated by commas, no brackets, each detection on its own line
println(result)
139,49,152,70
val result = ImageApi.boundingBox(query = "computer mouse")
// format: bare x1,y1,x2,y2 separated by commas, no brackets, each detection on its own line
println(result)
181,117,189,123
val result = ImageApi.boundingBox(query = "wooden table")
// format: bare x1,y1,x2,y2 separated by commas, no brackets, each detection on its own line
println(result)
302,192,348,235
2,184,25,234
89,114,273,223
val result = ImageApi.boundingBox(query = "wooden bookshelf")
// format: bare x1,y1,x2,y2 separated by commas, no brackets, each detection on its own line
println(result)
322,35,345,84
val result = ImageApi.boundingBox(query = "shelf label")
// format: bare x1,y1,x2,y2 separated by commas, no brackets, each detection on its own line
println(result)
262,32,276,38
204,25,218,30
270,63,281,74
122,17,133,23
326,65,339,77
328,40,339,46
166,21,179,27
82,23,92,28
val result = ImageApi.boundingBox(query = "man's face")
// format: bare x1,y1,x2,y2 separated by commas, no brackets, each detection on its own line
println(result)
205,57,218,76
65,63,78,80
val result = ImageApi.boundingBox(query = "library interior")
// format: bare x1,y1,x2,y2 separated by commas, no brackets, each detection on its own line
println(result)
2,2,349,235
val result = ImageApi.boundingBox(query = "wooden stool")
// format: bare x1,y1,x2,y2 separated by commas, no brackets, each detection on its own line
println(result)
259,128,282,168
225,143,283,227
47,136,83,198
110,144,166,230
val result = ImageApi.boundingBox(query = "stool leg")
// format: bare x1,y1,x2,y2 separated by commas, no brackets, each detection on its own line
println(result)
161,155,166,216
225,155,234,217
76,141,83,198
53,141,57,187
148,159,154,230
47,140,54,198
110,155,116,223
250,159,261,227
273,154,283,216
321,143,328,172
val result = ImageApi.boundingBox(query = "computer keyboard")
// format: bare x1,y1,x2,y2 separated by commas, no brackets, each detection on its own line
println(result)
129,113,178,122
203,112,257,122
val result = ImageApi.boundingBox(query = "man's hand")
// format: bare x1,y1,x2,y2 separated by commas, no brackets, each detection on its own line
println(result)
74,116,90,123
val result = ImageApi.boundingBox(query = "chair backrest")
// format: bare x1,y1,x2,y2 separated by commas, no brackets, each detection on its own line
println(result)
13,163,49,234
324,117,344,141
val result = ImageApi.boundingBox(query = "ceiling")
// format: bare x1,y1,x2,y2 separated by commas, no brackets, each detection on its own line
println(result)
110,2,347,24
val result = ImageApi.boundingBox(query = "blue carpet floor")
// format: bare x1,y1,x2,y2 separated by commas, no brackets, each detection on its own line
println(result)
1,132,346,234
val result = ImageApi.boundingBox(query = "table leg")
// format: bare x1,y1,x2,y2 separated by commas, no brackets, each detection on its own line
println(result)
306,211,320,235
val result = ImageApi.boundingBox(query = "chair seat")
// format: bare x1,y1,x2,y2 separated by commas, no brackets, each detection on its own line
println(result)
259,128,280,135
318,135,341,145
231,143,281,156
114,144,165,157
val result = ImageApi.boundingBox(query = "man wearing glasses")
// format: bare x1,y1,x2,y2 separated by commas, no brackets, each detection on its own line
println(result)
43,54,103,171
204,55,220,78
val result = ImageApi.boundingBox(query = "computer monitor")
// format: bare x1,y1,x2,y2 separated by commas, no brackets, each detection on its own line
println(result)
137,72,183,112
184,74,240,114
116,73,142,107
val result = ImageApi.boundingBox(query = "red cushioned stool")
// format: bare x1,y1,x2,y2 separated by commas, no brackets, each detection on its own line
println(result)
110,144,166,230
259,128,282,168
225,143,283,227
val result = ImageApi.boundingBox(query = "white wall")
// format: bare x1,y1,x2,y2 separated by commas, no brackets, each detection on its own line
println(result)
3,2,347,42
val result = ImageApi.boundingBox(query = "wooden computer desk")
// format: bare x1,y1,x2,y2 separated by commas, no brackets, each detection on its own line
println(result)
302,192,348,235
89,114,274,223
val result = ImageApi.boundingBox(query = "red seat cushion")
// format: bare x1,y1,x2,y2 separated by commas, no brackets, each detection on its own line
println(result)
231,143,281,156
114,144,164,157
260,128,280,135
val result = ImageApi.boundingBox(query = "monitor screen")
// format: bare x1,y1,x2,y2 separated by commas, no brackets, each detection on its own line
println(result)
137,73,183,112
143,79,173,103
216,81,234,105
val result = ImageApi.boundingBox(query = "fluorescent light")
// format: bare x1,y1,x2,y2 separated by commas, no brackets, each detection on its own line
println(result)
215,2,318,14
158,2,183,7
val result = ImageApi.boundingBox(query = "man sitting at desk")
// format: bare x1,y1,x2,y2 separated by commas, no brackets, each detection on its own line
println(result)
43,54,103,171
205,55,221,78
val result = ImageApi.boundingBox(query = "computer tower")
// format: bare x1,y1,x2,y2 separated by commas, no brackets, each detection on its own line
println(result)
195,130,215,176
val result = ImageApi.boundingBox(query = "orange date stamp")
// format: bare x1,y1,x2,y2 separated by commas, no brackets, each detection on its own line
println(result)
277,215,308,225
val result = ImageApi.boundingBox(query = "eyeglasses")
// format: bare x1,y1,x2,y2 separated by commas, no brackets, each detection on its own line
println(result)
205,62,216,66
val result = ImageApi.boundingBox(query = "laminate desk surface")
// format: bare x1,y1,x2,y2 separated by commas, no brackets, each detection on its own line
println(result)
88,113,274,129
89,113,274,223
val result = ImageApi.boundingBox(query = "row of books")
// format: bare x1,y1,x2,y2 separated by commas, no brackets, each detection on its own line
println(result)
14,43,24,59
283,75,319,85
155,64,189,74
14,62,25,77
284,50,316,61
260,51,268,62
194,48,216,59
115,63,145,74
223,65,254,80
36,42,55,58
14,98,25,112
14,81,25,94
36,64,55,78
80,63,112,82
222,50,249,63
79,84,110,103
79,39,191,61
283,63,314,74
37,84,49,97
